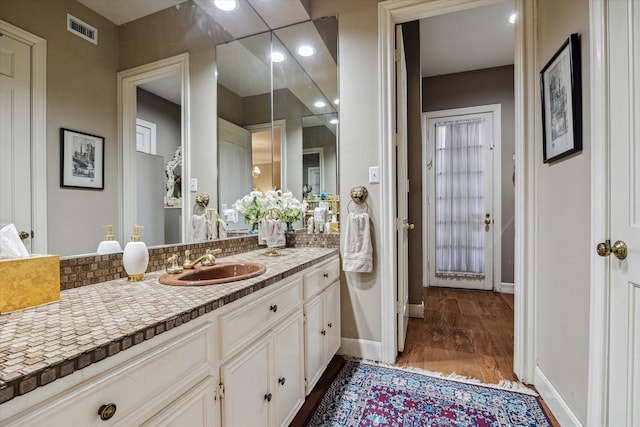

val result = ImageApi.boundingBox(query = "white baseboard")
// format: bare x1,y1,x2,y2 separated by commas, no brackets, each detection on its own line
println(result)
338,337,383,361
409,303,424,318
534,367,582,427
497,282,514,294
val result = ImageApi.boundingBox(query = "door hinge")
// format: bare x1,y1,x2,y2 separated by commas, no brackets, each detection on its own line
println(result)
218,383,225,399
395,301,403,313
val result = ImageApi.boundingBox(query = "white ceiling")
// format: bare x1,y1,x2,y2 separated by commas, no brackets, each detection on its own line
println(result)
77,0,188,25
420,0,515,77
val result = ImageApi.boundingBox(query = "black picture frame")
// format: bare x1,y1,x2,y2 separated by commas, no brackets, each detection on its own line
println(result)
540,33,582,163
60,128,105,190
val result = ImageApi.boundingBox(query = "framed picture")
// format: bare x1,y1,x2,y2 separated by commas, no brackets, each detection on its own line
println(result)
540,33,582,163
60,128,105,189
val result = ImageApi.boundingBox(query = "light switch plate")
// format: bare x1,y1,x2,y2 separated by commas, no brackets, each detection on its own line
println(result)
369,166,380,184
190,178,198,192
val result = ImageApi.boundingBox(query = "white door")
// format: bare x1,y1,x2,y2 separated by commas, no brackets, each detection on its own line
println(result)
602,1,640,424
426,108,496,291
0,32,32,252
273,313,304,427
395,25,410,353
136,118,157,154
218,118,251,230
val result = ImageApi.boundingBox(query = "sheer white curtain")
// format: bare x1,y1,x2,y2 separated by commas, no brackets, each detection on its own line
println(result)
434,118,486,277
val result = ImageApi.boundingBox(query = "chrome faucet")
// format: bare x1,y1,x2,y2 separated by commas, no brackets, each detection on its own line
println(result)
183,248,222,269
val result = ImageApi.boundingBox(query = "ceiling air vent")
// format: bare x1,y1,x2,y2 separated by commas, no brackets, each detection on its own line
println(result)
67,14,98,45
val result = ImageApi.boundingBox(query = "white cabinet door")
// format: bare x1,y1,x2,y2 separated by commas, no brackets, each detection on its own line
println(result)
141,377,217,427
325,281,341,359
304,293,326,394
221,335,271,427
273,312,304,427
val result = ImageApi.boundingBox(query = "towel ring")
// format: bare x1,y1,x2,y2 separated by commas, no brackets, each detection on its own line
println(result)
348,186,369,214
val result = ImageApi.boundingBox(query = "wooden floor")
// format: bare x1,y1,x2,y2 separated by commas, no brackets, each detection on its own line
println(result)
396,287,516,383
290,288,559,426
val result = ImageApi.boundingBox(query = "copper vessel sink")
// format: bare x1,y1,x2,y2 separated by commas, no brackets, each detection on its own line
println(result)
158,262,266,286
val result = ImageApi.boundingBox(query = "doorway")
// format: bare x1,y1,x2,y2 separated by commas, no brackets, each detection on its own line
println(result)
379,0,533,383
0,20,47,253
118,53,189,245
425,105,502,291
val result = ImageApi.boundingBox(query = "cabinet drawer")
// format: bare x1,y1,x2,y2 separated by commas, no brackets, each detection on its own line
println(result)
5,321,214,427
219,277,302,360
303,257,340,299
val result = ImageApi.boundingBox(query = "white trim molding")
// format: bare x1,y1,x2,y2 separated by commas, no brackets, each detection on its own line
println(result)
117,53,190,245
513,0,537,384
587,0,610,425
535,367,582,427
498,282,515,294
338,338,383,362
0,20,47,254
408,303,424,319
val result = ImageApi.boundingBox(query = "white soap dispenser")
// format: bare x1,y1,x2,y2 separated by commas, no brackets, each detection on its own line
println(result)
96,225,122,255
122,225,149,281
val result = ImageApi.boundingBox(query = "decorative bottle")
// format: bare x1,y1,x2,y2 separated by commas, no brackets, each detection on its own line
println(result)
122,225,149,281
96,225,122,255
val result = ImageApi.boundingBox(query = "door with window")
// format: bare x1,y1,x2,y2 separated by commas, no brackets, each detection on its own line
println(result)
425,106,499,290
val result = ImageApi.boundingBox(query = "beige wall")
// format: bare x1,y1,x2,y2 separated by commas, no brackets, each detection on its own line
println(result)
535,0,591,422
422,65,516,287
313,0,381,343
1,0,120,256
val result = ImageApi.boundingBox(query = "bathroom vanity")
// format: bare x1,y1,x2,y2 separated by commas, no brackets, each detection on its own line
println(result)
0,248,340,427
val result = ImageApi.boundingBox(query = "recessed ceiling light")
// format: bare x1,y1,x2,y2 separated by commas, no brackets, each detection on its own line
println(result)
329,118,339,125
271,51,286,63
297,45,315,57
314,100,326,108
214,0,237,11
333,98,340,105
508,12,517,24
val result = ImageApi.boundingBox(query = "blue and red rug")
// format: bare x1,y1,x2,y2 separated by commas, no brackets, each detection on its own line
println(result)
307,360,552,426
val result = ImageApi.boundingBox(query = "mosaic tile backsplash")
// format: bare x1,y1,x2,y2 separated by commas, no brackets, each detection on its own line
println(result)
59,233,339,291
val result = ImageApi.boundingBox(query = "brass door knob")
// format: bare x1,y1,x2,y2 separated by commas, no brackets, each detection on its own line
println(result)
403,223,415,230
484,213,491,225
98,403,117,421
596,240,628,260
18,231,29,240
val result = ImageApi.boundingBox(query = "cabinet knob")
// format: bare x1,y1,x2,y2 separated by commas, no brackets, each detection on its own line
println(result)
270,304,278,312
264,393,273,402
278,377,286,386
98,403,117,421
323,273,329,278
321,330,326,336
328,322,332,328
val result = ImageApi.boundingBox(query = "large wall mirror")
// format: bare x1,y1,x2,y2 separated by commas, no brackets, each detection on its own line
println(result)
217,16,339,231
0,0,338,256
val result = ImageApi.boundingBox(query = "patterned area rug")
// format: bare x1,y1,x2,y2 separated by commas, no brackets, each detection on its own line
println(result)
308,360,552,426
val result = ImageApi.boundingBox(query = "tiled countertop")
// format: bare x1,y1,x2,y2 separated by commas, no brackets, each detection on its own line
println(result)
0,247,339,404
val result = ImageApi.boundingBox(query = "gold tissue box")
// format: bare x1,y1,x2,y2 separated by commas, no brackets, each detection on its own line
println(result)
0,254,60,314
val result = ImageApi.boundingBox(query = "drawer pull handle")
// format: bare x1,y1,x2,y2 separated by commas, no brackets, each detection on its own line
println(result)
278,377,286,386
323,273,329,278
328,322,333,328
270,304,278,312
321,330,326,335
264,393,273,402
98,403,117,421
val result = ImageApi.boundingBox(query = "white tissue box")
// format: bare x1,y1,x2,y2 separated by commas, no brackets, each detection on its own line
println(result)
0,254,60,314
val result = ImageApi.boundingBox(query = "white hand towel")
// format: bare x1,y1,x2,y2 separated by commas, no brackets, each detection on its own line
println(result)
265,220,286,248
258,219,268,246
343,212,373,273
191,214,208,242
